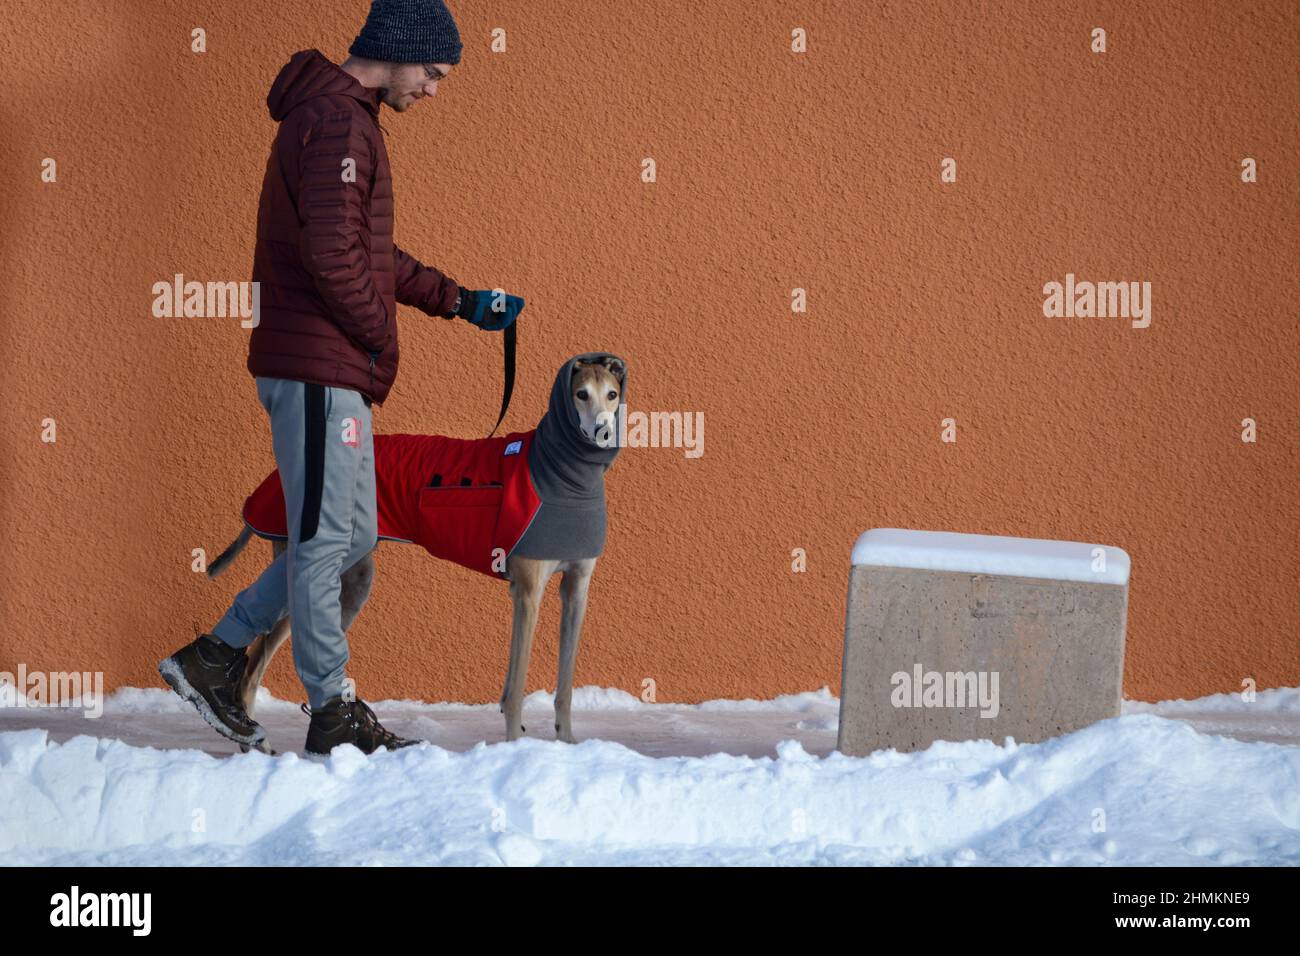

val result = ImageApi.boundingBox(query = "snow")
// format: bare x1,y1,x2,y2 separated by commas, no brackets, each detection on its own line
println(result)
2,685,1297,865
850,528,1131,585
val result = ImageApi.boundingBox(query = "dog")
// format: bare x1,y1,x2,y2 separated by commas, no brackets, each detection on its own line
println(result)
206,353,627,747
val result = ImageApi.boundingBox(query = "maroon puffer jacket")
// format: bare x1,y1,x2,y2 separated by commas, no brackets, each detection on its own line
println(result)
249,49,460,404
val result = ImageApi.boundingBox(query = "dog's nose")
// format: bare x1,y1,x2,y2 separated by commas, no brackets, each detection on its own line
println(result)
593,411,616,446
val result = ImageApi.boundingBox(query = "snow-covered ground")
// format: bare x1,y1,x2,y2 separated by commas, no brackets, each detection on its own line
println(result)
2,686,1298,865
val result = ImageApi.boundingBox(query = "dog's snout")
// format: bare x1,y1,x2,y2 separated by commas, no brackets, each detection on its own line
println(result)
592,411,616,447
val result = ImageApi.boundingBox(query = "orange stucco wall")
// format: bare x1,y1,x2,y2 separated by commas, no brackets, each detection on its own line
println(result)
1,1,1296,706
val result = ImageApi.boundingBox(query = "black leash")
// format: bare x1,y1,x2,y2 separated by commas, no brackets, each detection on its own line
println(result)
487,320,516,438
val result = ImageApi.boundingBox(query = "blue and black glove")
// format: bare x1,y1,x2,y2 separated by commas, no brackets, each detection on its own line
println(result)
453,286,524,331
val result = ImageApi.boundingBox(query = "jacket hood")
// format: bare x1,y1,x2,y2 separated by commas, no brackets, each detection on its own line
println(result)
536,352,628,476
267,49,381,122
512,353,627,561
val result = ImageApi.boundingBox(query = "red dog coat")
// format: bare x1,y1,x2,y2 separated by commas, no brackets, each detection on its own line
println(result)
242,431,542,579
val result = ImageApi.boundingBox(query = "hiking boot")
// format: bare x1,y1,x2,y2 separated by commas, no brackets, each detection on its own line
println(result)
303,697,421,756
159,634,267,749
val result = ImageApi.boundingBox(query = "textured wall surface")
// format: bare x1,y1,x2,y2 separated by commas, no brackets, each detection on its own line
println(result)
0,1,1295,706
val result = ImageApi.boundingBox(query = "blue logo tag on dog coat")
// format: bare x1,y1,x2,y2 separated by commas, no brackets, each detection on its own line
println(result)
504,440,522,456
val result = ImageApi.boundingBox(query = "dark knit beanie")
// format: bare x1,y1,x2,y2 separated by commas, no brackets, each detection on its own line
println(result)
349,0,463,65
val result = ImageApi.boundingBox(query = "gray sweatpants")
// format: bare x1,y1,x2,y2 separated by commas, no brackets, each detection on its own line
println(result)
212,376,377,708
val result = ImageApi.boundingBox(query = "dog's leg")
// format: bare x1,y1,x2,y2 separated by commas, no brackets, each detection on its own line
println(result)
239,621,288,718
238,548,377,716
502,556,549,741
339,550,376,633
554,559,595,743
237,541,290,718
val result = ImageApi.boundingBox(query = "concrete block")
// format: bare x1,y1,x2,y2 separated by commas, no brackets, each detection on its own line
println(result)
837,529,1130,755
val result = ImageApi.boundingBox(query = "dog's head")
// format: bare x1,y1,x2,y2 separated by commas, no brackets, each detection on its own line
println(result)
571,356,625,448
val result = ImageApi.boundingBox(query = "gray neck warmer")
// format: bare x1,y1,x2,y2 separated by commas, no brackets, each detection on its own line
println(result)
512,352,627,560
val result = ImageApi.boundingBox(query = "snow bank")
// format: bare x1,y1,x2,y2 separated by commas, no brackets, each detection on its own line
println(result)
1126,686,1300,715
3,703,1298,865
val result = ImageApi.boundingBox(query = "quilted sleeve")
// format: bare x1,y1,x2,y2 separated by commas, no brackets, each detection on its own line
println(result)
394,243,461,318
295,109,392,355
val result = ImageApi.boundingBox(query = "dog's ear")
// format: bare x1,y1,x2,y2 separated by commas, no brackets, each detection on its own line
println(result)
598,357,625,381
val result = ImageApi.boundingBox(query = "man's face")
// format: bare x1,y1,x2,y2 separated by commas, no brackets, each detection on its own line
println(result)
380,62,452,111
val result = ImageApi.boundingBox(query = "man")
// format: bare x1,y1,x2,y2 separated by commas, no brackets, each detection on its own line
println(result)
159,0,524,756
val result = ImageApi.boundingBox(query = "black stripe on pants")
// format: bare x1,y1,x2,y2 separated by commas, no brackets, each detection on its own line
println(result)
300,383,327,543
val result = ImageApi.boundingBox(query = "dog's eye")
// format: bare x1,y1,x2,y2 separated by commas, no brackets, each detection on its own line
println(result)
576,389,589,401
607,390,618,401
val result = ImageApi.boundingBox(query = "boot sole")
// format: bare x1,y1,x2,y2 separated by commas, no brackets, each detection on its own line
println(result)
159,656,267,749
238,742,279,756
302,742,418,761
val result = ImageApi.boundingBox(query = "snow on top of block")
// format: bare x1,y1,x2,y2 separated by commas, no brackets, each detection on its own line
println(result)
850,528,1130,585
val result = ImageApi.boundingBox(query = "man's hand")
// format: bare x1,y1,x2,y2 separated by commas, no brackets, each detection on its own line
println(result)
454,286,525,331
